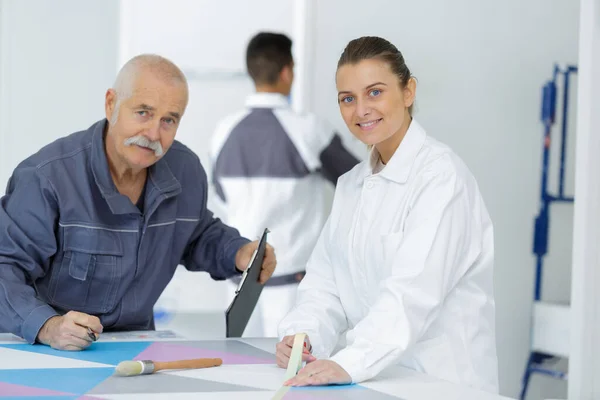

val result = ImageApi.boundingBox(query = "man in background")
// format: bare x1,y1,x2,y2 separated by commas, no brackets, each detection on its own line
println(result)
210,32,359,337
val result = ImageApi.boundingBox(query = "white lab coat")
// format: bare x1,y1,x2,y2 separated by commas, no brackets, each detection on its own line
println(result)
278,119,499,393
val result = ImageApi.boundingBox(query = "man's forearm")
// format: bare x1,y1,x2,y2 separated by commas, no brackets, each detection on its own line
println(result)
184,216,250,279
0,271,59,343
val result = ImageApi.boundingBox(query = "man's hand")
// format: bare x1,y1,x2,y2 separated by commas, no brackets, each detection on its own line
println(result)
284,360,352,387
37,311,103,351
235,240,276,284
276,334,316,369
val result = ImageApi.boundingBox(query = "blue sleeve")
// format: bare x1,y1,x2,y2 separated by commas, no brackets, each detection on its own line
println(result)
180,159,250,279
0,167,60,343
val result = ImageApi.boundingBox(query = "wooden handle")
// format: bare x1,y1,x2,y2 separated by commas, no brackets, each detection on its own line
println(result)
153,358,223,372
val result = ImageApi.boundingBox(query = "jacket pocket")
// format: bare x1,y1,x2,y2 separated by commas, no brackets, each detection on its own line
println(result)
373,230,404,281
381,230,404,260
49,226,123,313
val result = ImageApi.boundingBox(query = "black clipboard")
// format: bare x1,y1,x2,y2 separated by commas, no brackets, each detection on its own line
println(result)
225,228,269,338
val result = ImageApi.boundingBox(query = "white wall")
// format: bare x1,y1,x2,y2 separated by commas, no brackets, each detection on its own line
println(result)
309,1,579,398
118,0,296,315
0,0,119,190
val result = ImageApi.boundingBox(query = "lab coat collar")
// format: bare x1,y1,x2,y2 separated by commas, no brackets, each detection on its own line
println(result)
245,92,290,109
357,118,427,184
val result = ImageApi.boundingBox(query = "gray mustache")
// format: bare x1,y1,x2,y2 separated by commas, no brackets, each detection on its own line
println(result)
124,135,164,157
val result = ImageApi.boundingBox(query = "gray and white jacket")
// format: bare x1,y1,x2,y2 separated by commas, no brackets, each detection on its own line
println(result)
210,93,359,279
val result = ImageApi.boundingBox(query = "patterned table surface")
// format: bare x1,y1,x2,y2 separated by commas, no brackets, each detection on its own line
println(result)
0,331,513,400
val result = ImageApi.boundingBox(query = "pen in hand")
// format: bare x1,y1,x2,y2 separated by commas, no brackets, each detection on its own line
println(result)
87,327,97,342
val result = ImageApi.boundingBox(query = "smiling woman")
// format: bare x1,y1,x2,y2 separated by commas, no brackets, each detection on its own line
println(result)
335,37,416,164
276,36,498,393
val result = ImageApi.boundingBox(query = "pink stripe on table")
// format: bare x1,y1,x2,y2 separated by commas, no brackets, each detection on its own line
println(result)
133,342,273,365
0,381,73,397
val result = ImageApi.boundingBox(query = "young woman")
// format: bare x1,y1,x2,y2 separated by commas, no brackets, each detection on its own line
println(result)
275,36,498,393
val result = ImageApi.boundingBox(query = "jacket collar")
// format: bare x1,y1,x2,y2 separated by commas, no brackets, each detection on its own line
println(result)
245,92,290,109
90,119,181,215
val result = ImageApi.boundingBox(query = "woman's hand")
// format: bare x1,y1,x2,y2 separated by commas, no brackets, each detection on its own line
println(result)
276,334,316,368
284,360,351,386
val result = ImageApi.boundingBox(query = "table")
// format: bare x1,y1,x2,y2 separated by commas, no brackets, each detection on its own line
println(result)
0,331,514,399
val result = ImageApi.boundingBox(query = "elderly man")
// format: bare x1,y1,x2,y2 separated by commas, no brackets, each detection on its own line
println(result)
0,54,276,350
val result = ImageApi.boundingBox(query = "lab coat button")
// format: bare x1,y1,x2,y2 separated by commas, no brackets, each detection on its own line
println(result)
366,181,374,189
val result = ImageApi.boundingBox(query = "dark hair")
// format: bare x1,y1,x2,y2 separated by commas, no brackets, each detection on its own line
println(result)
246,32,293,85
337,36,414,114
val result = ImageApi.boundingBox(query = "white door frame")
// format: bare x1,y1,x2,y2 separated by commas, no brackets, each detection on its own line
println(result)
291,0,316,115
569,0,600,398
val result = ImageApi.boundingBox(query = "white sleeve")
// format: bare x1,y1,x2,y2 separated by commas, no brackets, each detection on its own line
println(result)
274,111,342,170
277,215,349,358
206,170,228,223
329,169,481,383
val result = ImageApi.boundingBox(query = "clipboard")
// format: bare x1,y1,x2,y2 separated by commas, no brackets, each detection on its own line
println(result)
225,228,269,338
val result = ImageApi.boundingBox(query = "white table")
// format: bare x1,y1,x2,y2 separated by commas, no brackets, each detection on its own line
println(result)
0,332,514,399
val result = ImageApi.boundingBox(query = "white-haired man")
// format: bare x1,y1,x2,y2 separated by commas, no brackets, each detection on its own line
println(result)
0,54,276,350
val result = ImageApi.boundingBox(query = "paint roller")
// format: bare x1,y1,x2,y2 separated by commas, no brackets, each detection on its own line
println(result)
114,358,223,377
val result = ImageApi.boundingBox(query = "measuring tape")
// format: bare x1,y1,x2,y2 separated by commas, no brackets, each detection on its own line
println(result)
271,333,307,400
